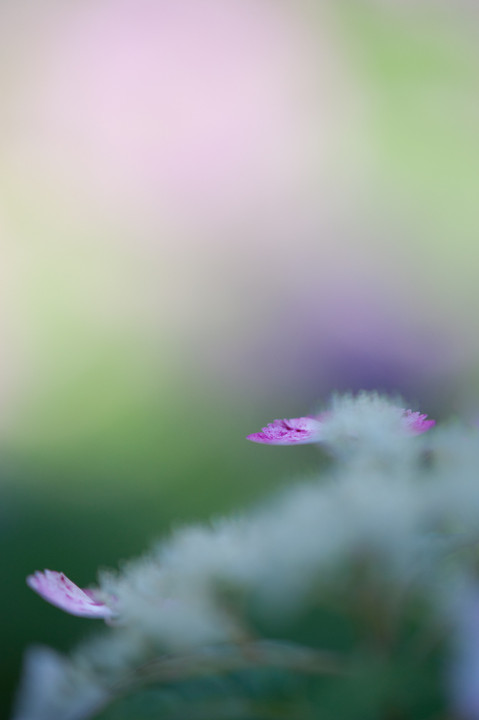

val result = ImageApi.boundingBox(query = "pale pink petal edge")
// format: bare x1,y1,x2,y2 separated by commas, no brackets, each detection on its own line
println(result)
26,570,115,619
401,409,436,435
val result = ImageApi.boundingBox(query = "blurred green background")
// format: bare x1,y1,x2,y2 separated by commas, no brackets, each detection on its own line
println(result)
1,0,479,715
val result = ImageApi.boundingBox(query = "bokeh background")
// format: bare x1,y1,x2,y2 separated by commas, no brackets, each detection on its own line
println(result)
1,0,479,715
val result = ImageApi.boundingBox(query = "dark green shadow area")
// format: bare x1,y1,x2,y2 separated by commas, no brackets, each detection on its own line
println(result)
1,391,324,718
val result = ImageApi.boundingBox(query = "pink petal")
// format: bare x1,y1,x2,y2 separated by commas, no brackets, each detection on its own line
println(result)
247,416,323,445
26,570,115,619
401,409,436,435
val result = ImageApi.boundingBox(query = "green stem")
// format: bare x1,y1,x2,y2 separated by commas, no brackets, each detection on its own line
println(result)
88,640,348,719
132,639,347,684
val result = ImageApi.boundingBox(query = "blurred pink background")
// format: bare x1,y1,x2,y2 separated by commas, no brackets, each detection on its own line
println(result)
0,0,479,446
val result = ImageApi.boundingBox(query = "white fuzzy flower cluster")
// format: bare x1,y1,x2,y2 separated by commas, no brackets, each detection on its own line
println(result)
13,393,479,720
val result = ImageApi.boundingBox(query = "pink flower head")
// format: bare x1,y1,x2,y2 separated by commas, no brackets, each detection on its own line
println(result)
247,416,323,445
247,405,435,446
400,409,436,435
26,570,115,620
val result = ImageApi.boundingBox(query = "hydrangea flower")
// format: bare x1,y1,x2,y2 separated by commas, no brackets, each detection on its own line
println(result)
27,570,116,620
247,406,434,445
